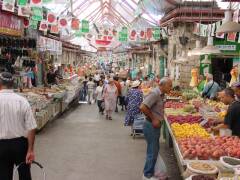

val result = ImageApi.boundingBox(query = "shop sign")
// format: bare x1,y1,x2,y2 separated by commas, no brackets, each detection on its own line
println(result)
30,19,38,29
38,36,62,55
215,45,237,51
0,11,23,36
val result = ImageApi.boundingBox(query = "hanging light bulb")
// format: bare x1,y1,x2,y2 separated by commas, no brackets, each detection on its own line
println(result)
216,10,240,33
200,36,221,55
188,40,202,56
201,55,211,64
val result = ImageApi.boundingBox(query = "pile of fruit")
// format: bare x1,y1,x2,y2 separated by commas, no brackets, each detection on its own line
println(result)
164,101,185,109
182,90,199,100
178,136,240,160
171,123,210,139
183,105,197,113
167,115,202,124
167,90,182,97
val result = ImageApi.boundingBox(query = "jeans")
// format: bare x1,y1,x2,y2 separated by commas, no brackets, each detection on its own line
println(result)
143,120,161,178
97,100,104,112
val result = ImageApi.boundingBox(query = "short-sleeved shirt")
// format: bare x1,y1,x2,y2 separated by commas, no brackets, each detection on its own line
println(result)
224,101,240,137
142,87,165,121
0,89,37,139
87,81,95,91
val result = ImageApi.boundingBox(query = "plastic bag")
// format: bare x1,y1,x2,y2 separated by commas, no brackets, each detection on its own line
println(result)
154,153,168,180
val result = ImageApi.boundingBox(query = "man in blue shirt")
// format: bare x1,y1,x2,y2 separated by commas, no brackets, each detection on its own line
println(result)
202,74,220,99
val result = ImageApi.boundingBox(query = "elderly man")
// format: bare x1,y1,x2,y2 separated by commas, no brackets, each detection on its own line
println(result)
211,88,240,137
202,73,220,99
140,77,172,180
0,72,37,180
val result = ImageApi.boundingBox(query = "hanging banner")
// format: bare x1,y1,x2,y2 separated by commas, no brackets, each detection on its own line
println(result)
50,24,59,34
81,19,89,33
193,23,200,35
30,19,38,29
129,29,137,41
153,27,161,40
30,0,42,7
211,23,216,37
199,24,208,37
59,17,68,28
47,12,57,24
71,18,80,30
31,7,43,21
39,20,48,31
18,6,31,17
146,28,153,40
215,21,224,39
18,0,27,6
0,11,23,36
2,0,15,12
227,9,239,42
74,30,84,37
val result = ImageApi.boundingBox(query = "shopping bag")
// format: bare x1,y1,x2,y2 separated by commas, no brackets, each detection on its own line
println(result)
154,153,168,180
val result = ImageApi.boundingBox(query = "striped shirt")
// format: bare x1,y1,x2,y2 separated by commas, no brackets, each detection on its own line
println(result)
0,89,37,139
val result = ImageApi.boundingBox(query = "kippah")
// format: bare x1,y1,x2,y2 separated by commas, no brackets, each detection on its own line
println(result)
0,72,13,82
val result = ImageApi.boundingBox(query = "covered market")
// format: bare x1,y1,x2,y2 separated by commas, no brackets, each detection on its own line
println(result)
1,0,240,180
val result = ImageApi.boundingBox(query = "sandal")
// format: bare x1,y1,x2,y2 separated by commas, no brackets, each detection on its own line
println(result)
109,117,112,120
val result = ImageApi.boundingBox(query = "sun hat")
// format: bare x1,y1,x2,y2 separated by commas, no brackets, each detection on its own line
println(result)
131,80,141,88
0,72,13,82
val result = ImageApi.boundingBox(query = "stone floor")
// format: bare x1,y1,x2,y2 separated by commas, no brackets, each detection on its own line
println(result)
33,104,181,180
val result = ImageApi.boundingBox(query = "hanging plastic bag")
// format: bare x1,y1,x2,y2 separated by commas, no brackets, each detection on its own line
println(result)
154,153,168,180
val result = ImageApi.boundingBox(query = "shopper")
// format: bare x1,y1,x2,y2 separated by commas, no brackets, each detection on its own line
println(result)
94,72,101,86
231,82,240,101
120,78,128,111
125,80,143,126
82,75,88,101
103,78,118,120
0,72,37,180
202,73,220,99
140,77,172,180
87,77,95,104
114,76,122,112
95,80,104,114
47,67,57,85
211,88,240,137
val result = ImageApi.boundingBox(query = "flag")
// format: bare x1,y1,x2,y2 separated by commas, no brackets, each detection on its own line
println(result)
30,19,38,29
139,30,146,40
39,20,48,32
50,24,59,34
146,28,153,40
59,17,68,28
30,0,42,7
31,7,43,21
47,12,57,24
18,6,31,17
129,29,137,41
2,0,15,12
18,0,27,6
153,27,161,40
81,20,89,33
71,18,80,30
227,9,239,42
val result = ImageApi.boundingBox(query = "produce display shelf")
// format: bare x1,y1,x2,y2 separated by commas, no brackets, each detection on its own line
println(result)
164,116,219,174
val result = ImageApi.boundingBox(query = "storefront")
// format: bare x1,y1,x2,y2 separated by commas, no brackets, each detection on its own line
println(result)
200,39,240,88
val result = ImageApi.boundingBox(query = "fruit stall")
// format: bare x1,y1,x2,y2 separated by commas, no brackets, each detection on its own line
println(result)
163,91,240,179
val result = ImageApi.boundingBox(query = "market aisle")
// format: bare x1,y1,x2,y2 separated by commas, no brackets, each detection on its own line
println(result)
34,104,181,180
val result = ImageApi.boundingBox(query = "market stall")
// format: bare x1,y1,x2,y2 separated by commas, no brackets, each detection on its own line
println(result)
163,91,240,179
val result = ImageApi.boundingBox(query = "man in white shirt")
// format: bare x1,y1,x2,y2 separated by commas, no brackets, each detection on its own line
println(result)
94,72,101,86
87,77,95,104
0,72,37,180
